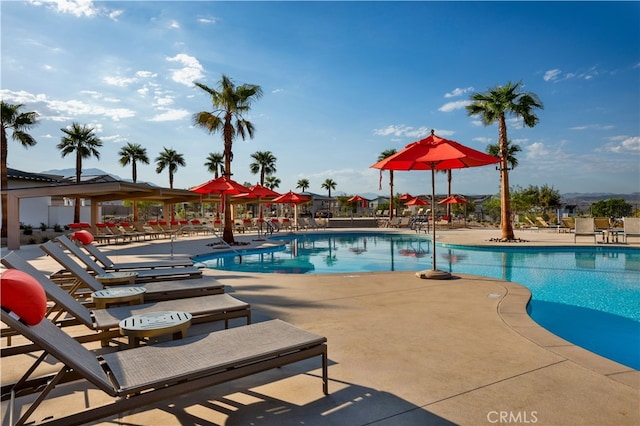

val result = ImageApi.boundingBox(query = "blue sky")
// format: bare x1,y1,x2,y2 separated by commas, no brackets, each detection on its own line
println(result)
2,1,639,198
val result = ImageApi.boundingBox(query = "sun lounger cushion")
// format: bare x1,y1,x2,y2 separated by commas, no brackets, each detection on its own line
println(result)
0,269,47,325
72,229,95,245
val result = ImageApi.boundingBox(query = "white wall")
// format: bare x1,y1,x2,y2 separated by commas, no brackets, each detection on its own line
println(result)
48,205,97,227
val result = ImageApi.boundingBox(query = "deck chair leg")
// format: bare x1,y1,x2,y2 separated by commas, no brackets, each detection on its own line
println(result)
322,346,329,395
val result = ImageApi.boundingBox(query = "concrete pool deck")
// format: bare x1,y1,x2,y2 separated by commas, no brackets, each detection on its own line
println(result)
2,227,639,425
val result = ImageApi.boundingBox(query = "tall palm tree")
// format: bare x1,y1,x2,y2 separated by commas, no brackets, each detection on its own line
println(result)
486,140,522,171
321,178,337,216
467,81,543,240
296,178,310,192
378,149,397,219
265,175,280,190
155,147,185,221
57,122,102,223
249,151,277,186
118,142,149,222
1,101,39,238
204,152,224,178
193,74,263,243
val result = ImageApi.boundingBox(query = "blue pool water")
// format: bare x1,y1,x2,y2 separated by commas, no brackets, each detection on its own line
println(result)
194,232,640,369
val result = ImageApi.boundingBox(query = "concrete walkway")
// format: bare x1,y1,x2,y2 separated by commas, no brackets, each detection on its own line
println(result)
2,227,639,425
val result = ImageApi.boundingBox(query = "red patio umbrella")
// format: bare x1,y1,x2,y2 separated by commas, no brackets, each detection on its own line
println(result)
234,184,281,222
347,194,366,202
398,193,414,201
272,190,310,230
190,177,251,241
438,195,468,205
371,129,499,279
404,197,428,206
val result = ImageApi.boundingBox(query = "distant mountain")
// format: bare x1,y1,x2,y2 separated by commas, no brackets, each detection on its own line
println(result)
41,168,126,181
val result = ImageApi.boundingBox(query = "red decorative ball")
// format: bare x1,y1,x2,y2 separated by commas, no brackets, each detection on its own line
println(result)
71,230,94,245
1,269,47,325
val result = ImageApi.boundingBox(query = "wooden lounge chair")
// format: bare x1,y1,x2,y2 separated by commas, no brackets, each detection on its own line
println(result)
43,240,203,283
1,307,328,426
623,217,640,243
38,242,223,302
1,252,250,355
535,217,555,229
574,217,597,243
560,217,575,233
57,234,194,270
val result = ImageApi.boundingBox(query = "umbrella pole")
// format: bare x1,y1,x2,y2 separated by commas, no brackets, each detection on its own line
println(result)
417,166,451,280
432,167,437,271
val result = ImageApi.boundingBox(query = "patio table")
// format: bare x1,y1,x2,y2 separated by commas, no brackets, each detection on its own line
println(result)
119,310,192,348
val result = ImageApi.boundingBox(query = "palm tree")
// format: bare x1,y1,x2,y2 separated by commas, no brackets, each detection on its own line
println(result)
296,178,310,192
486,140,522,171
57,123,102,223
265,175,281,190
378,149,397,219
155,147,185,221
193,74,263,243
249,151,277,186
118,142,149,222
467,81,543,240
1,101,39,238
321,178,337,215
204,152,224,178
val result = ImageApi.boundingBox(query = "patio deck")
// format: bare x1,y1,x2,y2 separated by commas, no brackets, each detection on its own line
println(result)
2,227,638,425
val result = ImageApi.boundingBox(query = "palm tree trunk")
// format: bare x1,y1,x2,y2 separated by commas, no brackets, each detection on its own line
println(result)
1,125,8,238
499,116,515,240
74,153,81,223
222,126,234,244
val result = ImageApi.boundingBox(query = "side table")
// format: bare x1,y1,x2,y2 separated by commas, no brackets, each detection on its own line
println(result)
119,310,192,347
96,271,138,285
91,287,146,309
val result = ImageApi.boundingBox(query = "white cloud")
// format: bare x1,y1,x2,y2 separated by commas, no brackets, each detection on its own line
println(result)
29,0,119,19
526,142,551,159
153,95,174,107
104,75,138,87
198,17,217,24
570,124,615,131
543,69,562,82
148,108,190,122
169,20,180,29
166,54,204,86
438,100,470,112
444,87,474,98
136,70,157,79
373,125,430,138
605,136,640,153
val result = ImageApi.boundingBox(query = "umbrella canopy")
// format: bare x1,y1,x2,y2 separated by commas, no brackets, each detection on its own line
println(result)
190,176,251,195
237,184,281,199
398,193,414,201
439,195,468,205
404,197,428,206
272,190,311,231
371,129,499,279
272,190,310,204
347,194,367,202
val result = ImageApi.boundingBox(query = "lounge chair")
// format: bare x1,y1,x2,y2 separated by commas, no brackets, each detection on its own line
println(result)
1,252,250,354
523,217,539,230
574,217,597,243
38,242,223,302
1,305,328,425
58,234,194,270
535,217,555,229
623,217,640,243
43,240,202,283
560,217,575,233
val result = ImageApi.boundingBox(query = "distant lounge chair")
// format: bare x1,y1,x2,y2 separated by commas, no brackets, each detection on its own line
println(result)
43,240,202,283
623,217,640,243
524,217,539,230
1,252,250,354
39,242,223,302
1,306,328,425
560,217,575,233
57,234,193,271
593,217,611,232
574,217,597,243
535,217,555,229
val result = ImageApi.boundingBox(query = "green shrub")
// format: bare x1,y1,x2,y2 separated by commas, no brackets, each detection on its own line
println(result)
39,223,48,231
23,225,33,235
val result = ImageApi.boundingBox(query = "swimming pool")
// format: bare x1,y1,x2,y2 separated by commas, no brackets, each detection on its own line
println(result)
194,232,640,369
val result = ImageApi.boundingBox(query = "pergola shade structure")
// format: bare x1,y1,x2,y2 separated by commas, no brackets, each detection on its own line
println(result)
2,181,205,250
